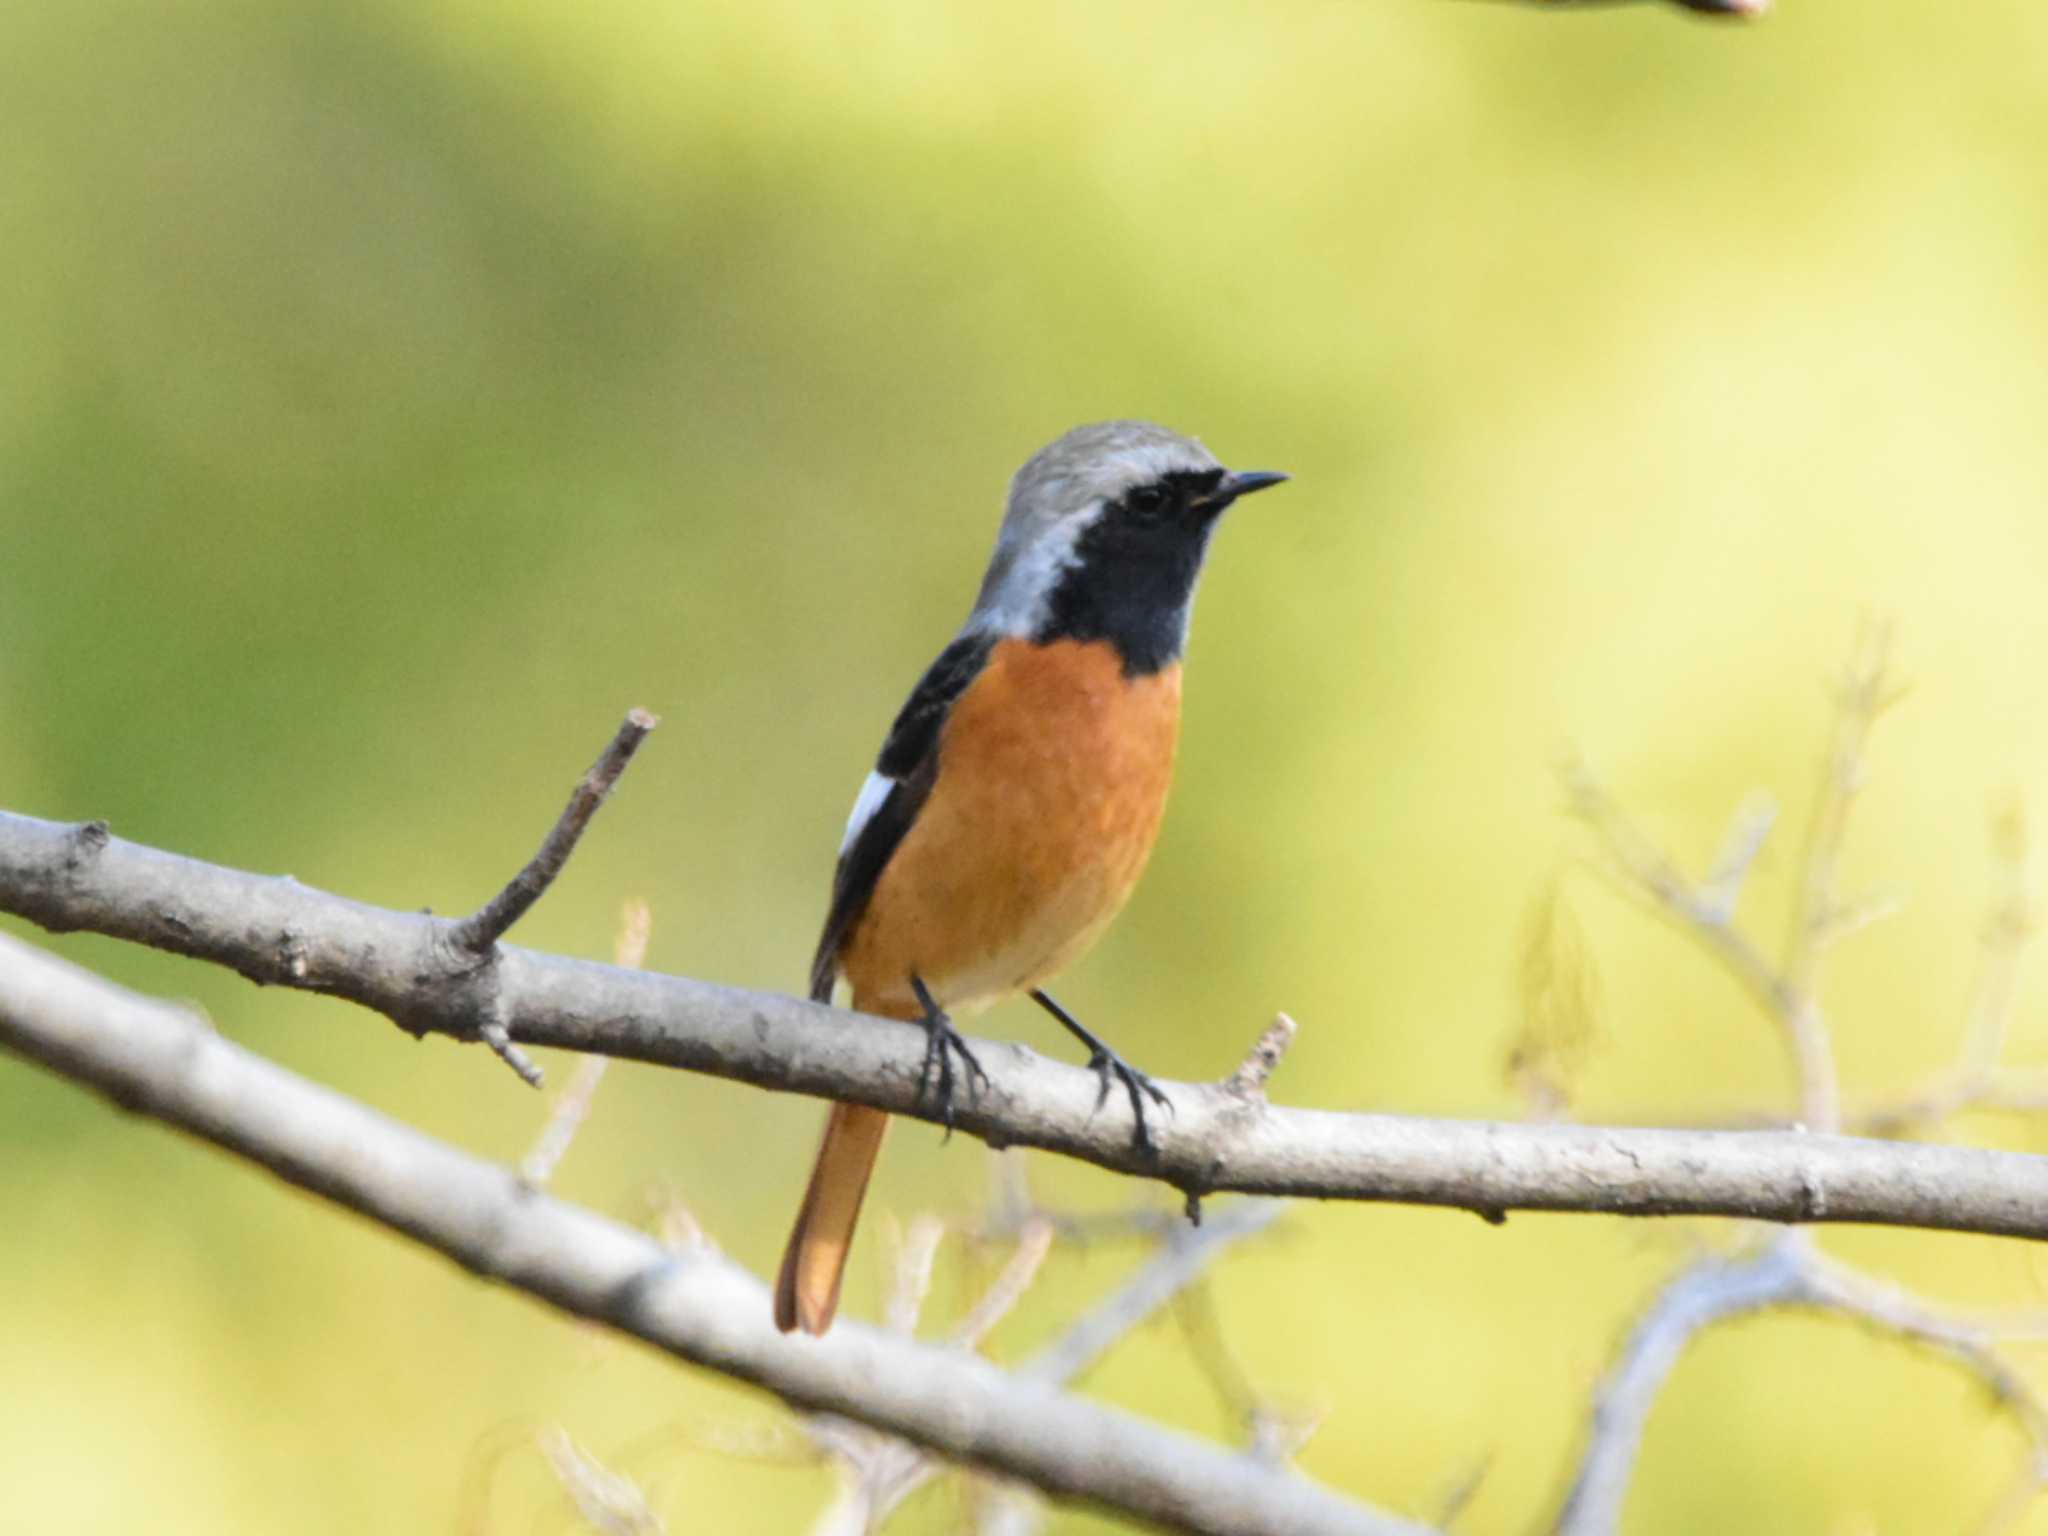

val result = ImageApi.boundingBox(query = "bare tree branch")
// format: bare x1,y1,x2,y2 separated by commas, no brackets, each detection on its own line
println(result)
1858,800,2038,1138
449,709,657,1086
520,899,649,1188
0,932,1421,1536
1773,621,1898,1131
8,807,2048,1241
806,1214,1056,1535
539,1426,668,1536
1552,629,2047,1534
1021,1202,1286,1390
1563,628,1900,1134
808,1202,1281,1536
1552,1238,1806,1536
1566,757,1845,1132
12,631,2047,1533
1564,633,1887,1130
1551,1233,2048,1536
982,1203,1289,1536
452,709,658,956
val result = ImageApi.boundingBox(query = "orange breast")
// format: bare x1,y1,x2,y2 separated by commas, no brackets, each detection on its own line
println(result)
840,637,1182,1016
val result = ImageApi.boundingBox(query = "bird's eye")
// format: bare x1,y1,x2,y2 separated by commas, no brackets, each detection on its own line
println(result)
1125,483,1168,517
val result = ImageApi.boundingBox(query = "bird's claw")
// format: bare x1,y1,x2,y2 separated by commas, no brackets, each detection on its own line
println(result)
911,981,988,1139
1086,1045,1173,1155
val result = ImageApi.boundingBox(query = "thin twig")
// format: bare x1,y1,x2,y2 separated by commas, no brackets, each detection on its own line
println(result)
1801,1253,2048,1447
1174,1277,1322,1466
523,901,652,1185
1565,766,1836,1126
1020,1202,1287,1389
1803,1254,2048,1532
952,1219,1057,1351
451,709,658,955
1562,757,1806,1070
478,1007,545,1087
970,1201,1289,1536
1227,1015,1299,1101
1782,625,1892,997
1770,622,1898,1130
812,1214,1102,1534
538,1426,667,1536
882,1214,947,1338
1858,803,2037,1138
820,1202,1283,1536
520,1048,612,1184
977,1171,1188,1248
1695,792,1776,927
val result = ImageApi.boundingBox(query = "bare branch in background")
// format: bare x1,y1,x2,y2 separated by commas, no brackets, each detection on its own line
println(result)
808,1194,1284,1536
539,1427,668,1536
1564,625,1902,1133
1173,1273,1324,1467
0,933,1417,1536
1551,1233,2048,1536
1020,1202,1287,1391
1858,801,2040,1138
9,630,2048,1533
952,1219,1058,1351
1553,627,2046,1533
982,1201,1291,1536
1564,758,1817,1107
1566,755,1842,1131
521,900,651,1188
1551,1237,1807,1536
1775,621,1900,1129
804,1209,1052,1532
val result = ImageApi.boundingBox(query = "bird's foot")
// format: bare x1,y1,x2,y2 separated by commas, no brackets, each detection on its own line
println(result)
910,975,988,1138
1082,1039,1173,1155
1029,989,1173,1155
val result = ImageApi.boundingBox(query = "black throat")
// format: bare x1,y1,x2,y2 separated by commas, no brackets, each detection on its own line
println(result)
1033,495,1218,677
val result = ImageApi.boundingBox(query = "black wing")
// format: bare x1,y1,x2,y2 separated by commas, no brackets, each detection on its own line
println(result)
808,632,995,1002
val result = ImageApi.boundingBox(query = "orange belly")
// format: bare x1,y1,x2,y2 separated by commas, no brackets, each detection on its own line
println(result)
840,637,1182,1016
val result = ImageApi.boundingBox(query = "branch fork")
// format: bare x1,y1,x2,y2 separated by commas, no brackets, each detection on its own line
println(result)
413,708,658,1084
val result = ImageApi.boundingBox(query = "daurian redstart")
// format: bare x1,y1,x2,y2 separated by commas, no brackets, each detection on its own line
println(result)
775,419,1286,1334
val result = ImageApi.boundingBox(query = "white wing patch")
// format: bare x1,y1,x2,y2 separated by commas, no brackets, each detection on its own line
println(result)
840,769,897,855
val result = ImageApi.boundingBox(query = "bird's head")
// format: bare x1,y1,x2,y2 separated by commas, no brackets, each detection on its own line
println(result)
971,420,1286,641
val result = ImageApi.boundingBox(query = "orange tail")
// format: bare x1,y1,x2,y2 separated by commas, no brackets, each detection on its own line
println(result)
774,1101,891,1334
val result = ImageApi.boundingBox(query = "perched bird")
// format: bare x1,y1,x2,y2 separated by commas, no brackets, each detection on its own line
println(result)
776,419,1287,1335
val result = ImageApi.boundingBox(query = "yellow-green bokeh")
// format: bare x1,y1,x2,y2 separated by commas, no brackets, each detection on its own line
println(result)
7,0,2048,1530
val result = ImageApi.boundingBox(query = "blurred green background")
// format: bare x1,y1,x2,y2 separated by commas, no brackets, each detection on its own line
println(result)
8,0,2048,1530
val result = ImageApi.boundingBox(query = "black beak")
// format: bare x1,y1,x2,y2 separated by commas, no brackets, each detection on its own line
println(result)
1222,469,1289,500
1194,469,1289,514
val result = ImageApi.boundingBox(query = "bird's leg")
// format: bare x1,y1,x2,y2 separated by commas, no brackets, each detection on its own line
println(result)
909,974,988,1138
1029,989,1172,1154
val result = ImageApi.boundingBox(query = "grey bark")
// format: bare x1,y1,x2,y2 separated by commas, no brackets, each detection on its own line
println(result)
6,809,2048,1242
